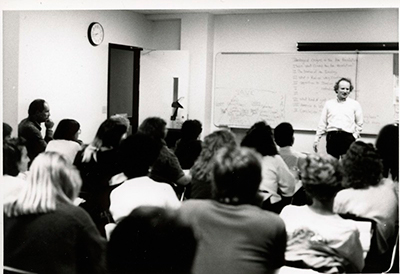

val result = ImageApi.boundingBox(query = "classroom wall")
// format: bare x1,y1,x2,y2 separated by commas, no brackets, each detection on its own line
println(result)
3,9,398,151
151,19,181,50
211,9,399,153
3,12,20,135
3,10,154,143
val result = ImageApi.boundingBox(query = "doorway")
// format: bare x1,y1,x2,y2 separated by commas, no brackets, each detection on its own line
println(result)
107,43,142,132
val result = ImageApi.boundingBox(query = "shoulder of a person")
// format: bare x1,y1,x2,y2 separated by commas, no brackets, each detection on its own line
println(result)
180,199,210,210
280,205,309,221
326,98,337,105
56,202,94,223
270,154,287,165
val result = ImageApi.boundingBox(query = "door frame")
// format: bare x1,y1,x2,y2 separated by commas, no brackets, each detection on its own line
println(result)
107,43,142,132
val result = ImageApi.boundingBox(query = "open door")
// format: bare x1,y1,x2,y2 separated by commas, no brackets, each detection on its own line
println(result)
108,43,142,132
139,50,190,129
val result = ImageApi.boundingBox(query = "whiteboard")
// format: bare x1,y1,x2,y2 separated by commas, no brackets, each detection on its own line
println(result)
213,52,397,134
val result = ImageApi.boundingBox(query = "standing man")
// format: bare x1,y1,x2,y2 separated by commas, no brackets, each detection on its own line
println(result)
18,99,54,162
313,78,363,159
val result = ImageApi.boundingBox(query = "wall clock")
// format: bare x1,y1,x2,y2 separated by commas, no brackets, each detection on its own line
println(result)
88,22,104,46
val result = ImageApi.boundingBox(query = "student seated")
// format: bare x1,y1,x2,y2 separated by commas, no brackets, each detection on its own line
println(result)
4,152,106,274
274,122,306,170
174,119,203,169
3,122,13,142
334,141,398,258
179,146,287,274
280,154,364,273
3,138,30,202
73,115,130,237
138,117,191,188
188,129,237,199
375,123,399,182
46,118,82,164
241,121,296,213
107,206,196,274
109,133,180,224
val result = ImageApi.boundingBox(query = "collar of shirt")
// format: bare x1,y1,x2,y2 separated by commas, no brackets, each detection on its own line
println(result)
28,117,42,130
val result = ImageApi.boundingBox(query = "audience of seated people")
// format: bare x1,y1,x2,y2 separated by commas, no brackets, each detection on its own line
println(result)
179,146,287,274
109,133,180,225
333,141,399,272
107,206,197,274
187,129,237,199
3,138,30,203
46,118,82,163
4,114,399,273
280,154,364,273
4,152,106,274
241,121,296,213
73,115,130,237
174,119,203,169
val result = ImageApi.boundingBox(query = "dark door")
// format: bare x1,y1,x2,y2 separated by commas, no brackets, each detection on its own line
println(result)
108,43,142,132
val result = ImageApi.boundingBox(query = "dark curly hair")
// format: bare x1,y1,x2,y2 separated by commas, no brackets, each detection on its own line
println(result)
241,121,278,156
333,78,354,93
300,154,343,202
191,130,237,183
180,120,202,141
342,141,383,189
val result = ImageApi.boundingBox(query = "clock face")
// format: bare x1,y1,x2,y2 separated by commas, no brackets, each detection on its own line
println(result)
88,22,104,46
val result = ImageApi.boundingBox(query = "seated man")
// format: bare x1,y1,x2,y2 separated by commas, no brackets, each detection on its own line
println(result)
18,99,54,162
179,146,287,274
280,154,364,273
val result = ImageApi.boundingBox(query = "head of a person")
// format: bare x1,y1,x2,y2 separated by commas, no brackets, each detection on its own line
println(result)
93,115,130,149
342,141,383,189
334,78,354,101
180,119,202,141
191,130,237,182
241,121,278,156
107,206,197,274
300,154,343,203
375,123,399,181
3,122,12,142
3,138,30,176
53,119,81,141
211,146,262,205
118,133,163,179
138,117,167,140
3,152,82,217
28,99,50,123
274,122,294,147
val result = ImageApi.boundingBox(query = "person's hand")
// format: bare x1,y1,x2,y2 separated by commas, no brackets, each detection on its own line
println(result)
313,141,318,153
45,119,54,129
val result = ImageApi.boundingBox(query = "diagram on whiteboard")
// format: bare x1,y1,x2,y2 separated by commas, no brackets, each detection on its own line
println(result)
214,88,285,127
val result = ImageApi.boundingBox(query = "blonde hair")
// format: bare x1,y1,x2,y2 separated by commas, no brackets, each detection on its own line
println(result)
4,152,82,217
